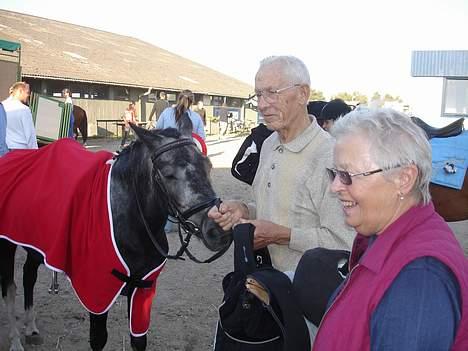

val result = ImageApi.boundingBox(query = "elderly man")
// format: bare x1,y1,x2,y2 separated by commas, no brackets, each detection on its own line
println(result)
2,82,37,150
209,56,353,272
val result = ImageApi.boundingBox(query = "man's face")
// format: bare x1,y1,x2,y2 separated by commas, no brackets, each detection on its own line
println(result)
19,85,30,104
254,63,304,132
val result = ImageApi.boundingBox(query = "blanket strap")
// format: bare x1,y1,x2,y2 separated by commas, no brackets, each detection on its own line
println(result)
111,269,153,289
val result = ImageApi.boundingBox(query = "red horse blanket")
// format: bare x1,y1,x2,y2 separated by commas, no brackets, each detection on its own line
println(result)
0,139,165,336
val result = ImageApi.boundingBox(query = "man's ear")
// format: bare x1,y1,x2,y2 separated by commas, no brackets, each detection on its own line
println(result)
298,85,310,105
395,164,419,196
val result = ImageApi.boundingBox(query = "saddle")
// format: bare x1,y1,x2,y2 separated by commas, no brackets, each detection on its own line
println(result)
410,116,465,139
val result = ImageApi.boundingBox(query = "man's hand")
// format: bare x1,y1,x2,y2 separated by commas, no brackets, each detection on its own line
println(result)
207,200,249,231
239,219,291,250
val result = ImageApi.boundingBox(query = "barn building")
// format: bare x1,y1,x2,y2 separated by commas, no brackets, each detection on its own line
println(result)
0,9,255,137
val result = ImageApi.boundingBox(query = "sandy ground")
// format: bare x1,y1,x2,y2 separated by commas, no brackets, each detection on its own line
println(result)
1,135,467,351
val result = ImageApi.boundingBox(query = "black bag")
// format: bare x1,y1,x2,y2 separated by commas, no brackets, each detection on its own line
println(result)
214,223,310,351
231,124,273,185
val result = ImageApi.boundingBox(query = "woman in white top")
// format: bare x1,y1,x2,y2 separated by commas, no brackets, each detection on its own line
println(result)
156,89,206,140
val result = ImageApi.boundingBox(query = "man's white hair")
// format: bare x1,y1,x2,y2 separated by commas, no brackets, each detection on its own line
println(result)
258,56,311,86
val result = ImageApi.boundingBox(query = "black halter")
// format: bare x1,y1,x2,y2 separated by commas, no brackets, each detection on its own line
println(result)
130,138,230,263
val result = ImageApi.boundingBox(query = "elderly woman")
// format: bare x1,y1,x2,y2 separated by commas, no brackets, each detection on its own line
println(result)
313,108,467,350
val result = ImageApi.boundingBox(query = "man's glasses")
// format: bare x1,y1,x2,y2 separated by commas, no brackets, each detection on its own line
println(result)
326,167,385,185
251,84,301,103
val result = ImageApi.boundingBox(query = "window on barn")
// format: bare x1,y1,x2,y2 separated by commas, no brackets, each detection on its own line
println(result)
202,95,211,106
211,96,224,106
114,86,130,101
226,97,242,107
166,92,177,105
193,93,205,105
442,78,468,117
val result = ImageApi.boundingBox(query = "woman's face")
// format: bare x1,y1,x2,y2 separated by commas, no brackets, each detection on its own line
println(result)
330,134,401,236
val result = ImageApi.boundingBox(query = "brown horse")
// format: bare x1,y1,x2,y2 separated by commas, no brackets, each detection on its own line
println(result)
73,105,88,144
430,172,468,222
411,116,468,222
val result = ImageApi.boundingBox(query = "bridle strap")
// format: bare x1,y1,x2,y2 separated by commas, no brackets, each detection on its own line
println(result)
132,170,184,260
181,197,220,222
151,138,196,162
128,140,229,263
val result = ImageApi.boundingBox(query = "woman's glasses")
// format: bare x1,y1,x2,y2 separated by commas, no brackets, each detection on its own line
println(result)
326,167,384,185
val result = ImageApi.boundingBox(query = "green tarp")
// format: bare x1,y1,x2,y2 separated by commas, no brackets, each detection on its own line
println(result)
0,39,21,52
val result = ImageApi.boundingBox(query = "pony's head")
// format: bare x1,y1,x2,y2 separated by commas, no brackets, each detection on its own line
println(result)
131,124,231,252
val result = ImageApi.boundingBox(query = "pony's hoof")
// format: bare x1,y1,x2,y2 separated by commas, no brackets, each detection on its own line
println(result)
25,332,43,345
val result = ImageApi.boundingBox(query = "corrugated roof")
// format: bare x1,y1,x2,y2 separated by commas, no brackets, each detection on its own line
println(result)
411,50,468,77
0,9,252,98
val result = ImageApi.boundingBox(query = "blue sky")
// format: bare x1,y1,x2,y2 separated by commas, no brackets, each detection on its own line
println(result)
1,0,467,121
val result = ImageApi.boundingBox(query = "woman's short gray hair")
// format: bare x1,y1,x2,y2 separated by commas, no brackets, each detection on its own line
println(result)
259,56,311,86
331,108,432,205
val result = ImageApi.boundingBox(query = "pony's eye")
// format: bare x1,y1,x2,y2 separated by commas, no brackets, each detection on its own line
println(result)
160,170,176,179
160,166,177,179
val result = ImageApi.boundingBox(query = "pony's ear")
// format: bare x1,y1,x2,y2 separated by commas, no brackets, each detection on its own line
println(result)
130,123,160,147
177,112,193,139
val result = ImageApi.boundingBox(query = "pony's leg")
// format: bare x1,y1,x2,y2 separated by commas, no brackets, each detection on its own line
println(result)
127,292,147,351
130,334,147,351
23,250,42,344
89,312,108,351
0,240,24,351
73,125,79,140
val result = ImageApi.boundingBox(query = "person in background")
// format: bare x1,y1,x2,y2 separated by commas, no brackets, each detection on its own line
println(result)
121,101,138,148
2,82,37,150
156,89,205,140
217,102,229,137
193,100,207,126
148,91,169,128
209,56,353,272
62,88,75,138
0,102,8,156
317,98,351,132
313,108,468,350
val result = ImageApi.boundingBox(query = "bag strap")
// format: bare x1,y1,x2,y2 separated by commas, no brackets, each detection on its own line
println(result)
232,223,257,275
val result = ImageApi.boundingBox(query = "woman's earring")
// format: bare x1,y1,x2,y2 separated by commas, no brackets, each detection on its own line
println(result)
398,191,404,200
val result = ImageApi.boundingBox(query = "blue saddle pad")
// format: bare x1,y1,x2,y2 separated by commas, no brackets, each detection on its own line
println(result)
430,131,468,190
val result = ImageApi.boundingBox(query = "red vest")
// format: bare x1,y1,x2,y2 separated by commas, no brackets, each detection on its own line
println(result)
313,203,468,351
0,139,165,336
